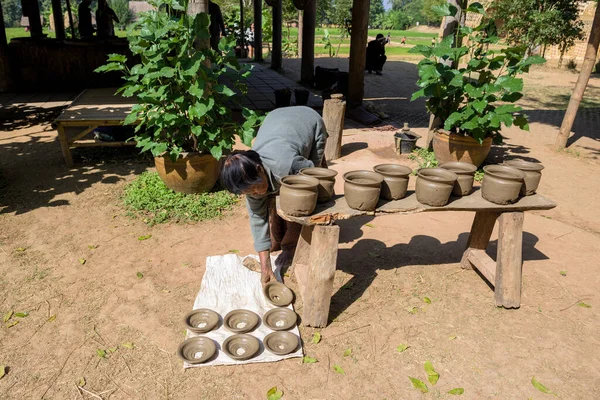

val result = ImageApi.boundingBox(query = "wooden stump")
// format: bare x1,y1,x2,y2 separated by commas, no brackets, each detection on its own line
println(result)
495,212,524,308
323,94,346,161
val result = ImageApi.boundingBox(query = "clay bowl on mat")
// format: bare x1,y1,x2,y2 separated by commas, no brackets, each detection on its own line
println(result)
504,159,544,196
439,161,477,197
264,281,295,307
183,308,220,334
415,168,458,206
343,170,384,211
299,167,338,203
222,334,261,361
263,308,298,331
223,309,260,333
264,331,300,355
177,336,217,364
481,165,526,205
373,164,412,200
279,175,320,217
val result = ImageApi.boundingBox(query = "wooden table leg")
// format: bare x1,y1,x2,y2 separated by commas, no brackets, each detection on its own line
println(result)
460,211,500,269
291,224,339,328
495,212,524,308
57,124,73,167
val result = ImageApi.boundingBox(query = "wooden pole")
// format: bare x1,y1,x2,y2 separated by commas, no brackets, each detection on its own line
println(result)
271,0,282,69
347,0,369,107
64,0,75,38
239,0,245,57
254,0,263,61
495,212,524,308
297,11,303,56
323,94,347,161
300,0,316,82
24,0,44,39
50,0,65,40
555,2,600,150
0,0,12,92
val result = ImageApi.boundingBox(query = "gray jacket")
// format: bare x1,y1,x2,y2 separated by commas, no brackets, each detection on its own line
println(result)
246,106,328,251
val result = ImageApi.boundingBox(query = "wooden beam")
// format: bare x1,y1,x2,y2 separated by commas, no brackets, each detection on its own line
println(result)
23,0,43,39
323,93,346,161
50,0,65,40
271,0,282,69
254,0,263,62
300,0,316,83
297,11,303,56
239,0,245,56
495,212,524,308
460,211,499,269
347,0,369,107
467,249,496,285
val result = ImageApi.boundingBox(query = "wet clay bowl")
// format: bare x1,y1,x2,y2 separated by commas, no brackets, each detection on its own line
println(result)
481,165,526,205
177,336,217,364
439,161,477,197
223,309,260,333
263,308,298,331
373,164,412,200
504,159,544,196
183,308,220,334
299,167,338,203
280,175,319,217
222,334,261,361
415,168,458,206
264,331,300,355
343,170,384,211
264,282,295,307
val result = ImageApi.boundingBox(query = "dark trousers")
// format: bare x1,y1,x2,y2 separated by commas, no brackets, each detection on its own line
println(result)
366,55,387,72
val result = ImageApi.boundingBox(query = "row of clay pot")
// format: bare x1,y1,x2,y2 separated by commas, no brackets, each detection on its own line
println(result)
480,160,544,204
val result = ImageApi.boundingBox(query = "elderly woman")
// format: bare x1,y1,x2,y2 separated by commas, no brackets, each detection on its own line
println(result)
220,106,328,285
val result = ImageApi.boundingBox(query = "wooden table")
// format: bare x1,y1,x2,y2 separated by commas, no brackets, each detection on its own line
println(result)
52,88,136,167
277,188,557,327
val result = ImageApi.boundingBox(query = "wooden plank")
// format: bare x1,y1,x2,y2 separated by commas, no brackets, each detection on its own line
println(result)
276,189,556,226
467,249,496,284
69,126,98,144
460,211,499,269
495,212,524,308
71,141,137,148
57,124,73,167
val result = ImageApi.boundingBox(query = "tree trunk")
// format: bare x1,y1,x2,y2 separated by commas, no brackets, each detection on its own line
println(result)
300,0,315,83
347,0,370,107
271,0,282,69
50,0,65,40
254,0,263,61
555,2,600,150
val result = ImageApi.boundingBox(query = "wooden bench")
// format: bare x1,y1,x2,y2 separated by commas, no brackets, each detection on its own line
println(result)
276,188,557,328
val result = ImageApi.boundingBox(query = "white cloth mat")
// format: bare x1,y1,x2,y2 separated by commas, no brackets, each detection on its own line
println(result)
183,254,303,368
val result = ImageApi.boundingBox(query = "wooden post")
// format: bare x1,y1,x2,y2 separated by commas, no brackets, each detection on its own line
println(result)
300,0,316,83
57,124,74,167
460,211,500,270
64,0,75,38
0,1,12,91
323,93,347,161
271,0,282,69
239,0,245,56
50,0,65,40
555,1,600,150
23,0,44,39
347,0,370,107
254,0,263,62
495,212,524,308
188,0,210,49
297,11,303,56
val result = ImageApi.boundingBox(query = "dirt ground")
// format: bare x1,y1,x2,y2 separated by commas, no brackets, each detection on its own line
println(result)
1,58,599,400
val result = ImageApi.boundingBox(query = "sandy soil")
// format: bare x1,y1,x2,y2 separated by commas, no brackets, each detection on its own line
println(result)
1,60,599,399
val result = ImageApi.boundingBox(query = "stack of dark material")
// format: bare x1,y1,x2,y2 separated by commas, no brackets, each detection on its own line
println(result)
314,66,349,99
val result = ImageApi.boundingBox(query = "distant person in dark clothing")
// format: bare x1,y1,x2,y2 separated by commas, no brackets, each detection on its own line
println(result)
209,1,226,51
96,0,119,38
365,33,388,75
78,0,94,39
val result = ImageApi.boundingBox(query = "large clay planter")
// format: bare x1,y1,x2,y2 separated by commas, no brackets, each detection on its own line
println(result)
373,164,412,200
154,153,220,194
343,170,384,211
504,160,544,195
432,130,492,168
280,175,319,216
299,167,338,203
416,168,458,206
439,161,477,196
481,165,526,205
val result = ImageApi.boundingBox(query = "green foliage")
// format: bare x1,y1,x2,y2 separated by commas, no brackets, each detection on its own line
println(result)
2,0,22,27
382,10,412,30
109,0,135,30
328,0,352,27
122,171,239,225
95,0,262,162
282,25,298,57
409,147,438,169
369,0,386,28
410,4,545,143
567,59,577,70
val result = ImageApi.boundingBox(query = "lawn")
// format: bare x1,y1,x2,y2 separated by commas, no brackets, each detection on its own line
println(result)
287,27,437,38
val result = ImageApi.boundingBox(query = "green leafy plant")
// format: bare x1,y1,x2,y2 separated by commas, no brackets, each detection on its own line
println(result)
96,0,262,162
409,147,438,170
409,3,545,144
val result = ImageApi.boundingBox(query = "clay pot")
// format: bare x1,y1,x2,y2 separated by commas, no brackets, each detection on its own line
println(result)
263,308,298,331
481,165,526,205
343,170,384,211
183,308,220,334
279,175,319,217
299,167,338,203
504,160,544,196
177,336,217,364
222,334,260,361
154,153,220,194
264,282,295,307
274,89,292,108
432,130,492,168
439,161,477,196
373,164,412,200
295,89,310,106
223,309,260,333
415,168,458,206
264,331,300,355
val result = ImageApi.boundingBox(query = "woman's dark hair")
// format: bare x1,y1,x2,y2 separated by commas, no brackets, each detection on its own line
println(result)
220,150,264,195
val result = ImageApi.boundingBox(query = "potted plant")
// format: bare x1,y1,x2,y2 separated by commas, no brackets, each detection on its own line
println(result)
409,3,545,167
96,0,262,194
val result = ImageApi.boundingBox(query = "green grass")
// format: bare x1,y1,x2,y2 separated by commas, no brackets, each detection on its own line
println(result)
123,171,239,226
287,27,437,38
316,46,416,56
4,27,129,42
